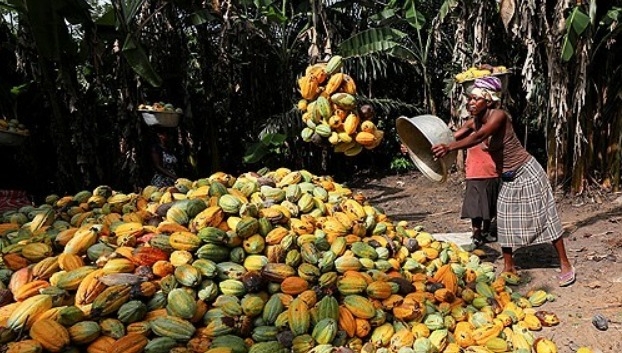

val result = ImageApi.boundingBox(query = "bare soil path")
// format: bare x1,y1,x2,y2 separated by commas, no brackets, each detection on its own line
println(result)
346,170,622,353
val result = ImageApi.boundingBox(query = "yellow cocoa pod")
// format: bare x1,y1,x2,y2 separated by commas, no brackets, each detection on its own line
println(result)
5,340,43,353
576,348,594,353
298,75,320,100
325,73,344,95
58,254,84,271
7,294,53,331
340,74,357,94
328,132,340,145
337,132,353,143
343,113,360,135
328,115,343,130
390,329,415,351
485,337,509,352
334,141,357,153
360,120,376,133
343,295,375,319
522,313,542,330
305,63,328,84
534,338,558,353
297,99,308,111
355,132,377,147
370,323,394,347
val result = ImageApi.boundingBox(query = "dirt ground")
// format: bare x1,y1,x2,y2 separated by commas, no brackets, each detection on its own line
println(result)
346,170,622,353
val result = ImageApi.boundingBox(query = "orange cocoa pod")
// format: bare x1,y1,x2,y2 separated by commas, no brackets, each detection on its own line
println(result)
3,253,30,271
31,256,60,280
75,269,107,308
152,260,175,278
280,277,309,296
58,253,85,271
132,246,170,267
109,333,148,353
29,318,70,352
338,306,357,338
86,335,116,353
355,318,371,338
136,281,159,297
55,227,78,246
13,280,50,301
191,300,209,323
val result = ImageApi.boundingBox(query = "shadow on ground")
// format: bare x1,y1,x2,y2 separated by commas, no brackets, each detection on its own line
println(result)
563,205,622,233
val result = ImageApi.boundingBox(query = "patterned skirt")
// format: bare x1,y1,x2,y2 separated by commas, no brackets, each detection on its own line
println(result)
497,156,563,247
151,173,176,188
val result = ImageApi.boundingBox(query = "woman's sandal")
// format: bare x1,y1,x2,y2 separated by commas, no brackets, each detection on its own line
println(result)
482,231,497,243
472,232,496,247
558,266,576,287
472,234,485,247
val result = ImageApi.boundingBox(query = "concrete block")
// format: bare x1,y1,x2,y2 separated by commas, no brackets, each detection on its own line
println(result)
432,232,475,251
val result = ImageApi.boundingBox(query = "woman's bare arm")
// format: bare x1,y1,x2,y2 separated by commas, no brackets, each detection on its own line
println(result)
453,119,474,141
433,110,506,157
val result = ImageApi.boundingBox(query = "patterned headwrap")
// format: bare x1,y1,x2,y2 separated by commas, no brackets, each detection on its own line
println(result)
471,76,502,101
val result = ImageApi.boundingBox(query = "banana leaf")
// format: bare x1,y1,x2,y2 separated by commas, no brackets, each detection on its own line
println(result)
121,35,162,88
561,6,590,62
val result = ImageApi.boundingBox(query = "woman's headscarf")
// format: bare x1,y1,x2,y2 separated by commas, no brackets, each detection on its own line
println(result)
471,76,502,101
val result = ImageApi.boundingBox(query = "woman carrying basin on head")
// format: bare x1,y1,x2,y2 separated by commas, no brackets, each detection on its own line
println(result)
150,126,180,188
431,76,575,287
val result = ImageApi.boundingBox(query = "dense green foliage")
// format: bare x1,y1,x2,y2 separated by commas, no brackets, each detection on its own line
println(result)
0,0,621,200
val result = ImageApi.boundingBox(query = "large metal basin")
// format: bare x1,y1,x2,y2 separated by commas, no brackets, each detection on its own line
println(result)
396,115,457,183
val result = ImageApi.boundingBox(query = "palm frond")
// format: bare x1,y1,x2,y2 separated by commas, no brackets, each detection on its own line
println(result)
259,107,303,140
339,28,413,59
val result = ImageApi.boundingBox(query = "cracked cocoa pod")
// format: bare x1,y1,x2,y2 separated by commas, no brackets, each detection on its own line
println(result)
388,277,415,295
535,310,560,327
241,270,265,293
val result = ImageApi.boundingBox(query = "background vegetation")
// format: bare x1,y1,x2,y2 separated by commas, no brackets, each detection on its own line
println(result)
0,0,620,201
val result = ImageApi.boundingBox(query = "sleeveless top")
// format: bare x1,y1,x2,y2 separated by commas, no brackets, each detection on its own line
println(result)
465,143,499,179
485,110,531,173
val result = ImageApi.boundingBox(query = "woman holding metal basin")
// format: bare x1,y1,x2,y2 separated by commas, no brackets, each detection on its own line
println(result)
431,77,575,287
